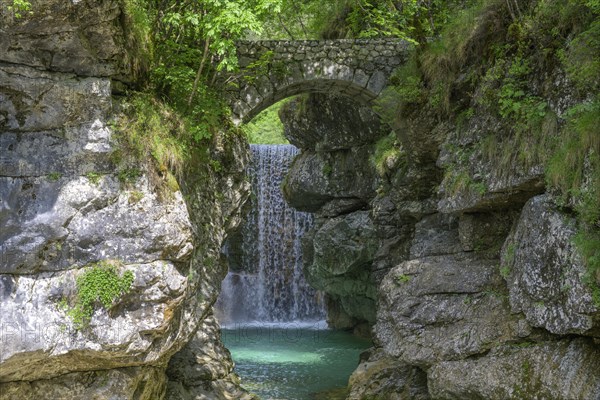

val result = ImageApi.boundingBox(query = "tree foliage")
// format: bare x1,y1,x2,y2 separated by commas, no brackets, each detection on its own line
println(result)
255,0,460,43
124,0,282,142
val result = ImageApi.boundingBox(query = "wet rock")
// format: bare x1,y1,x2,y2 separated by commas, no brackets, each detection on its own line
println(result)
348,348,430,400
428,338,600,400
502,195,599,336
165,315,256,400
303,211,379,324
282,147,377,214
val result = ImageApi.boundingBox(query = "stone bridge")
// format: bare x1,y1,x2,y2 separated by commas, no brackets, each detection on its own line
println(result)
224,39,410,124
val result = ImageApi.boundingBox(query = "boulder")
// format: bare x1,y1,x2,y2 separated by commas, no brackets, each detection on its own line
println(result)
376,253,527,367
303,211,379,323
502,195,599,336
282,147,377,214
280,93,386,152
429,338,600,400
347,348,430,400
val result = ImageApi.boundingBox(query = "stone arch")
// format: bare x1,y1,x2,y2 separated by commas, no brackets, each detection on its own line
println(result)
224,39,410,124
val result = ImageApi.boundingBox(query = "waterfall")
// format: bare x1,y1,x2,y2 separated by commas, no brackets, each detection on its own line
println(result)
216,144,326,326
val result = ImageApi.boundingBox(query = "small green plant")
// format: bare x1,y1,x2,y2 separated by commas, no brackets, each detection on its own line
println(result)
559,19,600,93
500,265,511,279
522,359,532,378
375,55,424,124
118,168,141,185
209,159,223,173
322,163,332,177
85,172,102,185
505,243,516,263
65,260,134,329
574,231,600,307
47,172,61,182
395,274,411,284
7,0,32,19
128,190,144,204
371,132,403,177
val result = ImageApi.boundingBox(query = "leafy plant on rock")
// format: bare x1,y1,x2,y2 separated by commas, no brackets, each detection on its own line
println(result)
65,260,134,329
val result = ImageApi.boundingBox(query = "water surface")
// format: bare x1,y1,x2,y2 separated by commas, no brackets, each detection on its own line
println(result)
222,324,371,400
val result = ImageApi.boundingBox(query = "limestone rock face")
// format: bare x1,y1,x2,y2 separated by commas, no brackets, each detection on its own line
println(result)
503,195,599,336
436,114,547,214
376,253,525,367
348,348,429,400
0,0,140,81
0,366,167,400
282,146,377,214
428,339,600,400
0,1,250,398
280,94,386,152
303,211,379,324
0,176,193,274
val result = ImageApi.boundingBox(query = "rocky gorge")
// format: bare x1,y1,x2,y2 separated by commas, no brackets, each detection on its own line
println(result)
278,12,600,395
1,0,599,399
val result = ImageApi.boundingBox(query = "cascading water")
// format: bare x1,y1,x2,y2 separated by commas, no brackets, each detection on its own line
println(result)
216,144,326,325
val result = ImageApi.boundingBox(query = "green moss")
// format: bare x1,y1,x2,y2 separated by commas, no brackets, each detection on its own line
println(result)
559,19,600,93
574,231,600,307
371,132,403,177
128,190,144,204
120,0,153,82
547,98,600,222
46,172,61,182
113,93,192,198
117,168,141,185
395,274,411,284
65,260,134,329
85,172,102,185
374,54,423,125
